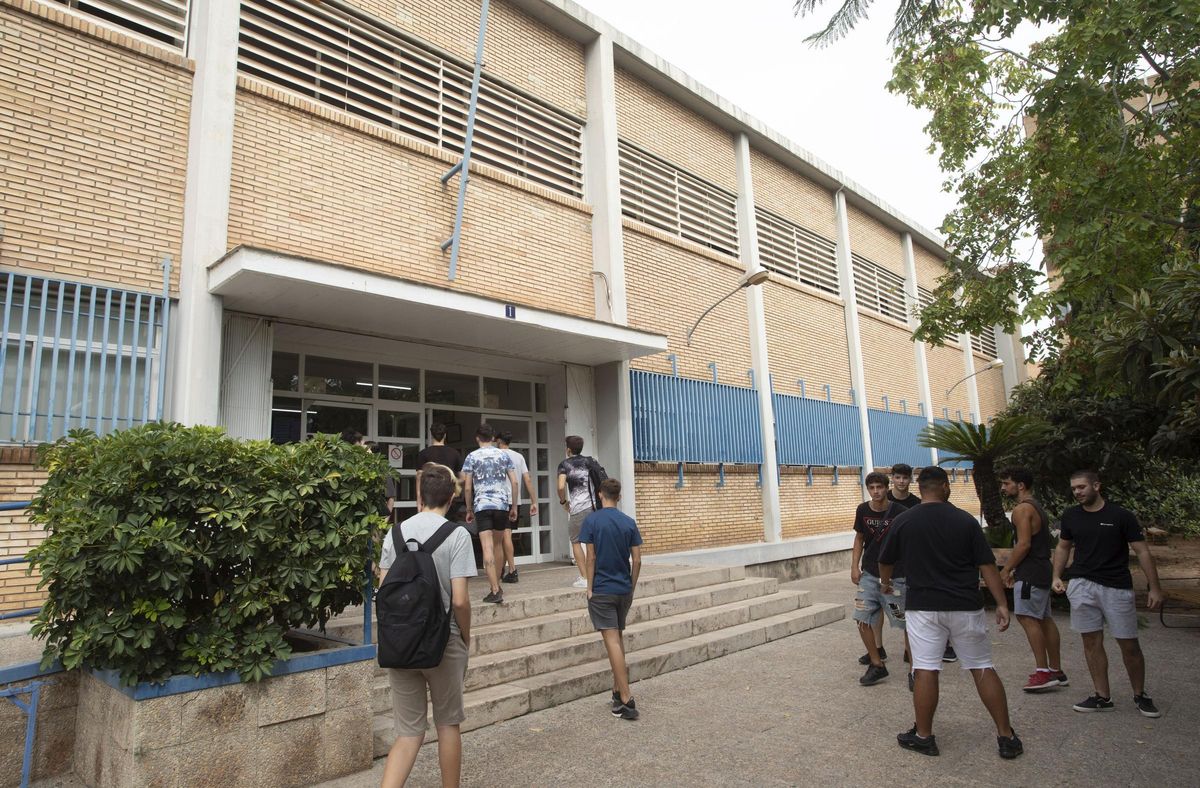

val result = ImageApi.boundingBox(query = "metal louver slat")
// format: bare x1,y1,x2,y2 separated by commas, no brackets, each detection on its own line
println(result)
754,206,840,296
55,0,188,47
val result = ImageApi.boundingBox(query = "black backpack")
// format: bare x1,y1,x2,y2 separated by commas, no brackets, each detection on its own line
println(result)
376,520,458,669
586,457,608,511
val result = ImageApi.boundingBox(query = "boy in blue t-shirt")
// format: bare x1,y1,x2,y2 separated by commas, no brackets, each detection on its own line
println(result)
578,477,643,721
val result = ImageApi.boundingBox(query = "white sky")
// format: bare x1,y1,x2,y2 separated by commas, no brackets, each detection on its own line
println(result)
578,0,956,234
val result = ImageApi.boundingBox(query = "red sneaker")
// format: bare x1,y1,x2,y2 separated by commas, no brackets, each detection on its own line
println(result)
1023,671,1060,692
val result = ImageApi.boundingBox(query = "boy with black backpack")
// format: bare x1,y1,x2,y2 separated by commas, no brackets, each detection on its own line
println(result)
377,463,477,788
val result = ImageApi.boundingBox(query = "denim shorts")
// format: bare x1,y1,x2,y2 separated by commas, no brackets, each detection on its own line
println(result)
853,573,907,628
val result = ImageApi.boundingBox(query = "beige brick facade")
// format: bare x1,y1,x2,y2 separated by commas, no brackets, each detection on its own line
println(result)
227,84,595,319
926,341,973,420
0,2,190,294
343,0,586,116
847,204,905,277
634,464,763,553
763,281,853,403
623,225,753,380
858,312,922,411
779,467,862,540
974,355,1008,422
0,449,47,615
748,149,837,239
912,244,949,293
614,69,737,192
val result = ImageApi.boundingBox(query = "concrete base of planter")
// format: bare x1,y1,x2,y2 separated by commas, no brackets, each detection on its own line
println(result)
0,670,77,787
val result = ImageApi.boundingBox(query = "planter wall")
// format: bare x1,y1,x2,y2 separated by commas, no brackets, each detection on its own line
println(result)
0,668,77,788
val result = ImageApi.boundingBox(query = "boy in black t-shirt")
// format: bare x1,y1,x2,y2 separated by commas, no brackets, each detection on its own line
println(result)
1052,470,1164,717
887,463,921,509
850,472,907,686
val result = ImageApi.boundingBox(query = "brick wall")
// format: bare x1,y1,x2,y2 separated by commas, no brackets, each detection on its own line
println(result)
227,84,595,319
623,225,753,380
912,244,948,292
763,280,853,403
847,204,905,277
779,467,862,540
974,355,1008,422
951,475,982,518
343,0,586,116
748,149,837,239
0,2,190,294
634,464,763,553
614,69,737,191
858,312,922,411
926,341,973,420
0,447,47,616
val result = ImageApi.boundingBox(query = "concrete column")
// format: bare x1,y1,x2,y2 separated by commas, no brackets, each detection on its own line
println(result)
583,34,627,325
833,190,874,479
219,315,272,439
733,133,781,542
995,326,1026,397
959,332,982,424
593,361,637,517
171,0,242,425
901,233,936,465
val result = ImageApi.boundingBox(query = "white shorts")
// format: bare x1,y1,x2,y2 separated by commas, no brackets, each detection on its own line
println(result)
1066,578,1138,640
906,609,994,671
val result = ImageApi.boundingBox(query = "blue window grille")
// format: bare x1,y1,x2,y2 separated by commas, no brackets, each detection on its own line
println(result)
773,392,864,467
0,272,170,444
630,370,762,464
867,408,934,468
933,417,972,469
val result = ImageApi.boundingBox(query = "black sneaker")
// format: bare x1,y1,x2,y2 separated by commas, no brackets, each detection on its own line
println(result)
942,646,958,663
482,590,504,604
858,646,888,665
1053,670,1069,687
611,691,621,711
1073,694,1115,712
860,664,889,686
997,729,1023,759
613,698,639,720
1134,693,1161,718
501,570,519,584
897,727,939,756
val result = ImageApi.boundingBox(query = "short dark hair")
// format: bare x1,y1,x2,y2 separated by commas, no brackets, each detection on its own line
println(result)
891,463,913,478
1070,469,1100,484
865,471,889,487
566,435,584,455
1000,467,1034,490
429,422,447,441
917,465,949,491
340,428,363,445
476,423,495,442
599,477,621,502
419,463,459,509
497,431,514,446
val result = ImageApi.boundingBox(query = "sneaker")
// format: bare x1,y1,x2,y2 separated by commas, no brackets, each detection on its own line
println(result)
897,727,939,756
860,664,889,686
611,691,621,711
1023,671,1060,692
572,576,588,589
1134,693,1162,718
997,729,1024,759
1053,670,1069,687
1073,694,1115,712
942,646,958,663
612,698,639,721
482,590,504,604
501,570,519,584
858,646,887,665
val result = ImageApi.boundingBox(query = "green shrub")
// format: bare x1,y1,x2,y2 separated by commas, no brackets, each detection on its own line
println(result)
27,424,388,685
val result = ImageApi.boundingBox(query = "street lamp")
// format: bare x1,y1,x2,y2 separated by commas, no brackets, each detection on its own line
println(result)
685,268,770,346
946,357,1004,398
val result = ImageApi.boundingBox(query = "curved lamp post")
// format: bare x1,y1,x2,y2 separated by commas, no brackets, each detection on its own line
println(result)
946,357,1004,398
685,268,771,346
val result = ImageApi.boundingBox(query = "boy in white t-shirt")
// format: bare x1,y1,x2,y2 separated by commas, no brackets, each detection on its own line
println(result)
496,431,538,584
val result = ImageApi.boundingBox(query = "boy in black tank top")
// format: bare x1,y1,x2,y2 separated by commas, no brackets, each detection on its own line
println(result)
999,468,1066,692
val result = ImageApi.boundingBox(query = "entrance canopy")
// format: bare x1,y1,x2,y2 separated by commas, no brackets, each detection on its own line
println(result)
209,247,667,365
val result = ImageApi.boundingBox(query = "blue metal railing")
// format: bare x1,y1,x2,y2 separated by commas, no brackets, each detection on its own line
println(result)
631,369,763,464
868,407,934,468
0,501,39,621
773,391,864,467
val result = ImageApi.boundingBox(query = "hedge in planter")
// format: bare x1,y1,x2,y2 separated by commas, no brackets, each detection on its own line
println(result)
26,423,388,685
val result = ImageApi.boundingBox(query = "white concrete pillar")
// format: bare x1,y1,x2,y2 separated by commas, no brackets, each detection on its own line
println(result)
959,332,982,424
901,233,936,465
833,191,874,479
733,133,781,542
583,34,627,326
593,361,637,517
219,315,272,439
171,0,242,425
996,326,1025,397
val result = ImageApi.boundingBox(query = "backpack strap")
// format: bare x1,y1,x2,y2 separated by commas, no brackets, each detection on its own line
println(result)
417,519,458,555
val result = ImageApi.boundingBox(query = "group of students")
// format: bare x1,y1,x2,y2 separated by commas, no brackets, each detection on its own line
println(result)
374,427,645,788
851,463,1166,759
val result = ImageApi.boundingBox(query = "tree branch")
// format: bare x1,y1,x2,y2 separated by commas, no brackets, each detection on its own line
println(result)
1138,45,1170,83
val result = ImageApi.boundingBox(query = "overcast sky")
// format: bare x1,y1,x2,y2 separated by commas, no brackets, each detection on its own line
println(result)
579,0,955,235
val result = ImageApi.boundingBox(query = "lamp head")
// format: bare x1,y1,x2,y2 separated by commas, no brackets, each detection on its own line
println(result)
740,269,770,287
988,358,1004,369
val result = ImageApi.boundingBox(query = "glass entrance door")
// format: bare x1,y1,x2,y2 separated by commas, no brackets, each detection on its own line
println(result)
479,415,552,565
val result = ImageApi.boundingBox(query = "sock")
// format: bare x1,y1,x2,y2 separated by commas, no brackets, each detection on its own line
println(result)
1037,668,1052,673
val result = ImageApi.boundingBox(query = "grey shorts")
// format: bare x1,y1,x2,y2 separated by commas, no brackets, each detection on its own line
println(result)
1067,578,1138,640
568,509,590,543
388,629,469,737
852,573,907,629
588,593,634,631
1014,580,1052,619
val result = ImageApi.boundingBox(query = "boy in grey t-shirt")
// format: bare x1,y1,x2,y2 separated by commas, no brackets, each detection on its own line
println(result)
377,464,477,788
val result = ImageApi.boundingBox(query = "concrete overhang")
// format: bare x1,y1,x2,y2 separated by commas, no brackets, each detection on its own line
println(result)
209,247,668,366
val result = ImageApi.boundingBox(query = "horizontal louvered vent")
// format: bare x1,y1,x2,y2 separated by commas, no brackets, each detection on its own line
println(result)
852,254,908,322
971,330,998,358
53,0,188,48
754,207,839,296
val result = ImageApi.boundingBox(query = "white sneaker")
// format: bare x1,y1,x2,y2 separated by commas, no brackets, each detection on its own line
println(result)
572,576,587,589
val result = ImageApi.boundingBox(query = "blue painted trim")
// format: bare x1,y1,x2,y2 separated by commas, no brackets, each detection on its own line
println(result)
0,501,30,511
0,660,62,686
0,607,40,621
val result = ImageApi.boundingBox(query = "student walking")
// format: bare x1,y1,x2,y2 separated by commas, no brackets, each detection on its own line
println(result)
889,463,955,664
413,422,465,523
579,478,643,721
496,431,538,584
998,467,1067,692
1052,470,1164,717
558,435,601,589
462,424,518,604
879,466,1022,759
378,464,477,788
850,472,908,686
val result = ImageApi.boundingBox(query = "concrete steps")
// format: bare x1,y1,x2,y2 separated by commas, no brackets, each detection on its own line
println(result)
367,565,844,757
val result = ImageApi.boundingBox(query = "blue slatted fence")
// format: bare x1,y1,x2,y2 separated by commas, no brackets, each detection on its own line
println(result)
868,408,934,468
773,392,863,467
630,370,762,464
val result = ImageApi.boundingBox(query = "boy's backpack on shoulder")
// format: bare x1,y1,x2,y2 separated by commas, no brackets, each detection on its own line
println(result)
586,457,608,511
376,520,458,669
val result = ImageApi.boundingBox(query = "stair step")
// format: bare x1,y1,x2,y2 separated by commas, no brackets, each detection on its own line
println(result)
371,601,844,756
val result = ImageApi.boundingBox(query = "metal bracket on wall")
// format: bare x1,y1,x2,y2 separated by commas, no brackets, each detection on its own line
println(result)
823,384,832,401
882,395,890,412
667,354,684,488
716,462,725,488
707,362,718,383
806,466,814,486
833,466,840,485
798,379,806,398
951,468,958,483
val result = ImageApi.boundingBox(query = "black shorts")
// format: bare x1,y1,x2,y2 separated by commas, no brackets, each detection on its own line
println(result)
474,508,512,532
588,593,634,631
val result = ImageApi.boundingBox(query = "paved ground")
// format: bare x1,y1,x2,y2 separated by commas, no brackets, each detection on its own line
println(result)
320,569,1200,788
